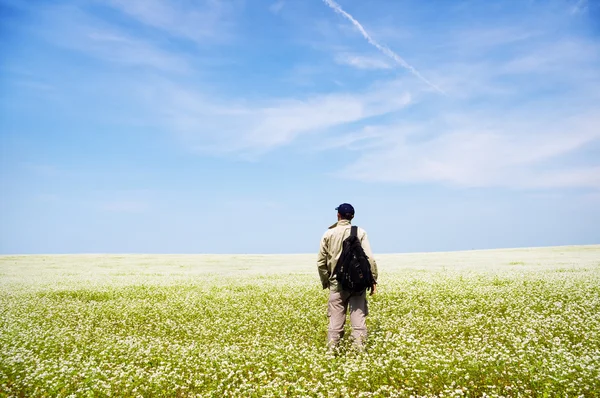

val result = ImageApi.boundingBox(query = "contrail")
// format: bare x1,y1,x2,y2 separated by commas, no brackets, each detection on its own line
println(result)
322,0,444,94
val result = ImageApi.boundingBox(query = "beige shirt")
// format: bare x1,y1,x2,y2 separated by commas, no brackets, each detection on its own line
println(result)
317,219,378,291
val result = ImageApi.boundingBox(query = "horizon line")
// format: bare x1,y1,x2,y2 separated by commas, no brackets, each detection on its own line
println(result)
1,243,598,257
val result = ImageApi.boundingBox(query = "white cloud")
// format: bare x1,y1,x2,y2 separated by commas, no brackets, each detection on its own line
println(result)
103,0,238,43
36,5,190,73
500,39,598,75
318,5,597,190
334,53,391,70
22,0,598,192
148,80,412,154
321,0,444,93
129,10,598,190
339,112,600,189
84,30,190,72
315,126,387,152
453,26,539,51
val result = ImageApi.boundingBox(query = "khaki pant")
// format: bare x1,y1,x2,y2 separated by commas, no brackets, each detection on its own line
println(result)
327,290,368,347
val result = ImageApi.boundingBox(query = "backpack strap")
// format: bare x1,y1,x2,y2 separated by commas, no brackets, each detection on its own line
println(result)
351,225,358,237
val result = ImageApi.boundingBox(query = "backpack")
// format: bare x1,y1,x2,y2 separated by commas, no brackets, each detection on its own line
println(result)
334,226,375,293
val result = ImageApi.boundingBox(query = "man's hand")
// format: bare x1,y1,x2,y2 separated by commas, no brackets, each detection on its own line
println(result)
370,284,377,296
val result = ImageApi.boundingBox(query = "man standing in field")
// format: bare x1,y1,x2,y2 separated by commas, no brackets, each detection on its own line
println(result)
317,203,378,349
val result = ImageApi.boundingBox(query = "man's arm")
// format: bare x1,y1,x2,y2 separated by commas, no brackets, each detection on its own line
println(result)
360,231,378,284
317,234,330,289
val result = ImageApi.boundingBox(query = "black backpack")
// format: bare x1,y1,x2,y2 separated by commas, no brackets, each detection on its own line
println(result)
334,226,375,293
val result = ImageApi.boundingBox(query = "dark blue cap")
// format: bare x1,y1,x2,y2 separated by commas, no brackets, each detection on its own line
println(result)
335,203,355,215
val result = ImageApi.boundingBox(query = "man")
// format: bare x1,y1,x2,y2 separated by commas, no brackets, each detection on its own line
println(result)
317,203,378,349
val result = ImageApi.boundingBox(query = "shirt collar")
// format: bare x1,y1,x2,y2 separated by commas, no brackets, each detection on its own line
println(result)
329,219,351,229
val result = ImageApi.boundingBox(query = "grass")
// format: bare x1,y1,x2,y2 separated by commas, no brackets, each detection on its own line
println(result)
1,246,599,397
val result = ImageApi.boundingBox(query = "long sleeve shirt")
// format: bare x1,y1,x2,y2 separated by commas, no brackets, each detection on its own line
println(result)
317,219,378,291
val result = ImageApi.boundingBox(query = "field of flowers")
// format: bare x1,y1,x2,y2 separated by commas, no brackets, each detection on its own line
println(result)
1,246,599,397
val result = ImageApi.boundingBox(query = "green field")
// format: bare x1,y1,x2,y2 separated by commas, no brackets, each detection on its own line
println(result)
1,246,599,397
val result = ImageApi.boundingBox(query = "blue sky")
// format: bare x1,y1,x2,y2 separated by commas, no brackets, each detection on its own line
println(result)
1,0,599,254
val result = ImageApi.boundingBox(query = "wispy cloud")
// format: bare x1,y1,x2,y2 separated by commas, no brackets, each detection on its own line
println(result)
339,111,600,189
311,1,600,190
83,30,190,72
321,0,444,93
8,0,597,192
151,80,412,154
76,0,599,191
35,5,190,73
102,0,239,43
334,53,391,70
315,126,387,152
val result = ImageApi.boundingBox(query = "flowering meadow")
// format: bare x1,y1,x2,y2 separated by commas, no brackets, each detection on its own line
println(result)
1,246,599,397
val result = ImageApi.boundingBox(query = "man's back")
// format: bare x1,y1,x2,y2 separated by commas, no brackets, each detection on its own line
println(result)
317,219,378,292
